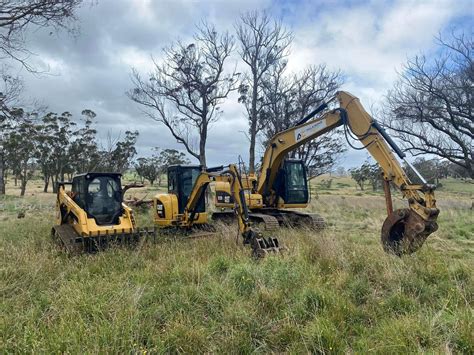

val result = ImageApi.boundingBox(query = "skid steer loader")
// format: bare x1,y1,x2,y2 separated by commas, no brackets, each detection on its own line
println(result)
52,172,154,253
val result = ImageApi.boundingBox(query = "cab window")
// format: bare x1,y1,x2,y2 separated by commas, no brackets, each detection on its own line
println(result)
86,176,122,225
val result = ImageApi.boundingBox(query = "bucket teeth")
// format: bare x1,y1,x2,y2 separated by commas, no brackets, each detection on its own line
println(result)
251,234,284,258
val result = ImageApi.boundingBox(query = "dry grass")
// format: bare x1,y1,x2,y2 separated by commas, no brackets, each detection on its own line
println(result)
1,176,473,353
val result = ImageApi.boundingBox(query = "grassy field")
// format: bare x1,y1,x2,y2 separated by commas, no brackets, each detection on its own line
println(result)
1,175,473,353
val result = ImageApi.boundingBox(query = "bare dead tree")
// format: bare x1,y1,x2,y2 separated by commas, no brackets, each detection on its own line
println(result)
385,31,473,178
129,22,238,166
235,10,293,173
260,63,345,178
0,0,84,71
0,70,24,194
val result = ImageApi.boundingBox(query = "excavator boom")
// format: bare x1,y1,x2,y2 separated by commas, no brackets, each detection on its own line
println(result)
257,91,439,255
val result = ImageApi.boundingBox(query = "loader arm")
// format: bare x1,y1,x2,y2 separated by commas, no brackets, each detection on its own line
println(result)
258,90,439,255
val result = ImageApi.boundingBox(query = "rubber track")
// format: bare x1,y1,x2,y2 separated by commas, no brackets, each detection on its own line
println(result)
52,224,84,254
249,213,280,231
307,213,326,230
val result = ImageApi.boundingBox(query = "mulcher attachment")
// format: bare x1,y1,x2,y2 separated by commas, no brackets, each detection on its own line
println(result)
51,225,158,254
381,208,439,256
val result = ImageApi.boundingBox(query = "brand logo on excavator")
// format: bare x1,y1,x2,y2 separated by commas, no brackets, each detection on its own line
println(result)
294,119,326,141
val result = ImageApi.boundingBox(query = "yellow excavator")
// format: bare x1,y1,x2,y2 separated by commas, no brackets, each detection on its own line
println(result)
52,172,152,253
213,91,440,255
153,164,281,256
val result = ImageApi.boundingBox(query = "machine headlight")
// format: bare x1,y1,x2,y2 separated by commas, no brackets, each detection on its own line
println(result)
156,202,165,218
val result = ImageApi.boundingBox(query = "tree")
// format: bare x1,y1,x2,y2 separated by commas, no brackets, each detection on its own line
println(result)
235,10,293,173
134,157,158,185
0,0,87,193
259,63,345,178
405,157,459,185
155,148,190,185
35,111,76,192
335,166,347,177
98,130,139,173
135,148,190,186
68,109,100,174
367,163,382,191
349,162,371,190
129,22,237,166
0,0,83,71
3,113,38,196
0,72,24,194
350,161,383,191
385,32,473,178
134,157,151,184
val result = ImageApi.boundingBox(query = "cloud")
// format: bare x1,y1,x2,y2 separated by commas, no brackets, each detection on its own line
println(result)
12,0,471,169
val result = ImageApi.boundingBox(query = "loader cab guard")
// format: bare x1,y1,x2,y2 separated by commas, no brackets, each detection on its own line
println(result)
71,173,123,226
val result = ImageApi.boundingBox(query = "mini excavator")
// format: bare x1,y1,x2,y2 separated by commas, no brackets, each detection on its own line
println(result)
213,91,440,255
52,172,152,253
153,164,281,257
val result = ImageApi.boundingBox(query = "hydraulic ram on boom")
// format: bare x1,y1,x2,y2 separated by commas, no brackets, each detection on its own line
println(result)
257,91,439,255
212,91,439,254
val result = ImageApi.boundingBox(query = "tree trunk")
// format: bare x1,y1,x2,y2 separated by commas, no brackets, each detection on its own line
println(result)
14,176,17,186
52,175,58,193
248,72,258,173
0,150,5,195
20,178,27,196
199,104,208,168
43,175,49,193
199,130,207,167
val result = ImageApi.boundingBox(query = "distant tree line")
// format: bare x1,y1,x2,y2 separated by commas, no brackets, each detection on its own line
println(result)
349,157,469,191
0,0,87,195
1,108,138,195
134,148,190,186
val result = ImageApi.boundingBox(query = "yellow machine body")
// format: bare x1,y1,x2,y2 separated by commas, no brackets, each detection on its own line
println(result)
214,91,440,254
153,192,208,227
52,172,144,253
55,190,136,237
215,180,263,209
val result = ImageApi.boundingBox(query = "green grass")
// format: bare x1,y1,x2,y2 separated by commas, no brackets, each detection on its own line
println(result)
1,177,473,353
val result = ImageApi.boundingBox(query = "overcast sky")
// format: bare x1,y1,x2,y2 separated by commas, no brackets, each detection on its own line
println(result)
12,0,473,168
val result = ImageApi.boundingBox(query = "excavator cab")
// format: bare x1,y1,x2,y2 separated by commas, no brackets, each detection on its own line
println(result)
154,165,208,227
70,173,123,225
272,160,309,206
167,165,205,214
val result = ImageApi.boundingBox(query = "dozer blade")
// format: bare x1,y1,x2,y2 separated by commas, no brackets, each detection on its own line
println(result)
381,208,439,256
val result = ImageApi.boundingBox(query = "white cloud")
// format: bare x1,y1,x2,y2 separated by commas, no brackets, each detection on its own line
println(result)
15,0,470,169
287,0,470,106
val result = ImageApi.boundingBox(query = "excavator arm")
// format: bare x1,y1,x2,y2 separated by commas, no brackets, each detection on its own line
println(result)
258,91,439,255
183,165,280,256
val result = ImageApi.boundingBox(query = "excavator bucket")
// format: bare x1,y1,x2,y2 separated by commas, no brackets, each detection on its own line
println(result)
243,230,284,258
381,208,439,256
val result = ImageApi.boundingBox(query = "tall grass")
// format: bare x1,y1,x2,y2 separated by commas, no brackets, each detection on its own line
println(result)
1,182,473,353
